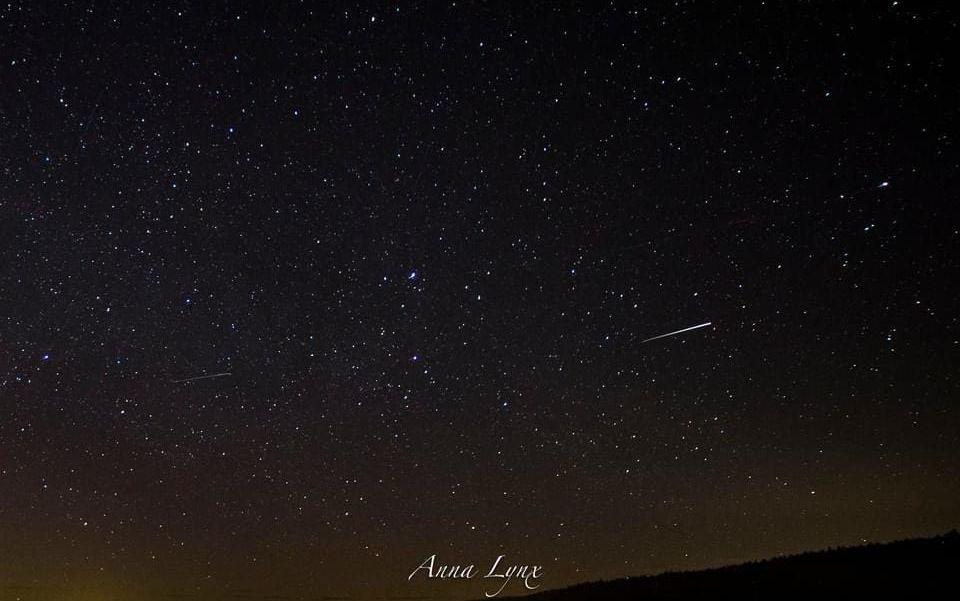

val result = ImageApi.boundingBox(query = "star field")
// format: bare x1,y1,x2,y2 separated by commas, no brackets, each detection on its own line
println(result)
1,2,959,599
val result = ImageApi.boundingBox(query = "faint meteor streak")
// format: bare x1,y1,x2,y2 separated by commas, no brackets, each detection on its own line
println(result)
171,371,232,384
641,321,712,343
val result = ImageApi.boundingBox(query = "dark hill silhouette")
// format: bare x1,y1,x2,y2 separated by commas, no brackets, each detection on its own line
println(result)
484,531,960,600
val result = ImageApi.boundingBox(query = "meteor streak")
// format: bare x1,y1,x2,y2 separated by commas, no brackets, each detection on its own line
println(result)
641,321,712,343
171,371,232,384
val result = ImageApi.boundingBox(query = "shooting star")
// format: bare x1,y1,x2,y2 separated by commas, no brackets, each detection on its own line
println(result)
171,371,232,384
641,321,712,344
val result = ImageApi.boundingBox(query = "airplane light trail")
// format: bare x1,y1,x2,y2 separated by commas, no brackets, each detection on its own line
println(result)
641,321,713,343
171,372,232,384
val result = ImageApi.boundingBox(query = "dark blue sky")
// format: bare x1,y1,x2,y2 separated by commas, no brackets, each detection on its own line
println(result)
1,2,958,599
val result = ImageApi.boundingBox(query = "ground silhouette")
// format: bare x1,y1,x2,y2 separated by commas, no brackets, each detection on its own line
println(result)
483,531,959,600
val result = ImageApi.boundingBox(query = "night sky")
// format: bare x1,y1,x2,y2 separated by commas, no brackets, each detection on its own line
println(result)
2,2,959,600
